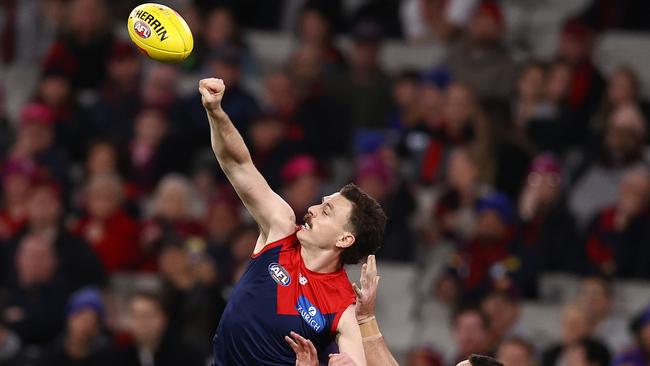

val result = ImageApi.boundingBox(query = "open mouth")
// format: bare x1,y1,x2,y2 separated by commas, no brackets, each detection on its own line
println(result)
302,214,313,230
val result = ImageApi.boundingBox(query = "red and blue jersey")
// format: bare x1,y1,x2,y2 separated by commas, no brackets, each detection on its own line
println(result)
212,230,356,365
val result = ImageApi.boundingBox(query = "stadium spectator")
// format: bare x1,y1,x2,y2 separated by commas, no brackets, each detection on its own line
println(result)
584,167,650,279
3,234,70,347
3,182,106,290
591,66,645,142
203,187,242,286
420,82,494,186
139,175,205,271
158,241,226,359
481,291,529,349
0,159,37,241
451,305,492,365
576,276,632,353
495,336,535,366
87,42,142,147
72,174,141,273
326,21,392,130
443,1,515,101
116,291,203,366
355,152,416,261
406,345,444,366
518,154,579,273
280,155,322,216
555,19,606,144
297,5,346,75
541,303,593,366
37,287,113,366
127,108,182,196
555,338,611,366
202,7,248,56
612,304,650,366
569,103,649,227
42,0,118,90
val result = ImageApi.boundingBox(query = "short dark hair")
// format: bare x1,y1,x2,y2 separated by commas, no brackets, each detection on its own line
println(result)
339,183,387,265
129,290,168,316
469,354,503,366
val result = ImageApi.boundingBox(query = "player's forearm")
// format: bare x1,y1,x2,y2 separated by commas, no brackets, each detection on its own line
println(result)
207,108,252,169
358,318,398,366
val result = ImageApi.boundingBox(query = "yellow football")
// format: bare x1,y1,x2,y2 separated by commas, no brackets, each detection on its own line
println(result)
127,3,193,63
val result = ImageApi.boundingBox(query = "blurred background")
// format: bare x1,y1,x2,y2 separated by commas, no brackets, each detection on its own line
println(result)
1,0,650,365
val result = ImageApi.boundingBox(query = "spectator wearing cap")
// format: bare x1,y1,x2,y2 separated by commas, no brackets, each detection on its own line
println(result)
355,152,416,261
42,0,118,90
9,103,71,193
554,19,606,145
612,304,650,366
0,159,38,241
447,192,526,299
517,154,579,273
569,103,649,228
325,21,392,130
87,41,142,149
584,167,650,279
2,182,107,291
37,287,114,366
280,155,322,216
3,233,71,347
443,0,515,101
71,174,142,273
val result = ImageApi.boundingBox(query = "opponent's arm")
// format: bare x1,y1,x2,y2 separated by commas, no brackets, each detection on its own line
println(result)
336,306,367,366
199,78,295,246
353,255,398,366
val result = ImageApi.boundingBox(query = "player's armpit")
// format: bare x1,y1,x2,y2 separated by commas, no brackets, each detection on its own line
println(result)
335,306,367,366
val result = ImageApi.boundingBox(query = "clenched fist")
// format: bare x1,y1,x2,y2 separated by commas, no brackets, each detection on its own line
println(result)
199,78,226,114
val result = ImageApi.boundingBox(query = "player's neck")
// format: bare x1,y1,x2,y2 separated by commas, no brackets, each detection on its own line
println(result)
299,243,341,274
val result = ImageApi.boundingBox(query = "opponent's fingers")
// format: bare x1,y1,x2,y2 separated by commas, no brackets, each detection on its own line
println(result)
285,335,301,353
359,263,367,288
367,255,377,278
352,282,363,298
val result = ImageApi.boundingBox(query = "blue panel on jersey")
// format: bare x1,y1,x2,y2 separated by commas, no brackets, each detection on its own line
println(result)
296,295,327,334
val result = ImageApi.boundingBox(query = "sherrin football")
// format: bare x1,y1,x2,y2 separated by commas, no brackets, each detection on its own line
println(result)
127,3,193,63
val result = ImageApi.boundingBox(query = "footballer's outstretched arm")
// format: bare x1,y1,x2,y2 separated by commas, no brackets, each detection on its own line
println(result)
199,78,295,247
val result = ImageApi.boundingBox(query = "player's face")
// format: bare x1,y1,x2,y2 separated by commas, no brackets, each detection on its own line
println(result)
297,193,355,252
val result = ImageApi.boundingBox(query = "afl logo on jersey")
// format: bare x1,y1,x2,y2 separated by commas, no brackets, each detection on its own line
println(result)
268,263,291,286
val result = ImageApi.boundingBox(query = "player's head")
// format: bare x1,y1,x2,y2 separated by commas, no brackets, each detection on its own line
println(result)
297,183,386,265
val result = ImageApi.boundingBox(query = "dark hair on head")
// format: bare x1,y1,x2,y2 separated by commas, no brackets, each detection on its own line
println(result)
575,338,612,366
469,354,504,366
451,303,490,329
129,290,168,316
339,183,387,265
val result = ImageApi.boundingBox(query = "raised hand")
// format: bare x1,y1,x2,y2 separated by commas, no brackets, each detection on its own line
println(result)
352,255,379,322
285,331,319,366
198,78,225,113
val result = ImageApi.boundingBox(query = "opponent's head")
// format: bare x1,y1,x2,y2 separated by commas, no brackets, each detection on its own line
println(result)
296,183,386,265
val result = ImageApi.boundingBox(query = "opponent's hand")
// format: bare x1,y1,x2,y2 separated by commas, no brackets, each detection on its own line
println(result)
285,331,319,366
328,353,356,365
198,78,225,114
352,255,379,322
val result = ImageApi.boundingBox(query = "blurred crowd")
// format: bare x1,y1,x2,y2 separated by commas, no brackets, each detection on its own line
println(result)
1,0,650,365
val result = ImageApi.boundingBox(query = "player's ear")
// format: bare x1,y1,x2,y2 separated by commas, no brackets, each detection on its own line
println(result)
336,232,355,249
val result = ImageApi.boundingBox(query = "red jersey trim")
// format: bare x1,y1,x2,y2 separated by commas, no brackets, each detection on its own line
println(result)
250,232,297,259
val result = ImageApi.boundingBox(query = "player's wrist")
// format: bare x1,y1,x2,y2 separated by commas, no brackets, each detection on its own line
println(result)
356,313,375,323
358,317,381,340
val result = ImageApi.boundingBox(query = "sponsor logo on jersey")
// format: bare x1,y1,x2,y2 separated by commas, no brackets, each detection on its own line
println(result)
296,295,326,333
299,273,308,285
268,263,291,286
133,20,151,39
132,10,169,41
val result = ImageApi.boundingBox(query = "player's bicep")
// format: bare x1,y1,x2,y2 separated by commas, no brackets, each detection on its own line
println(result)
336,306,367,366
226,162,295,240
